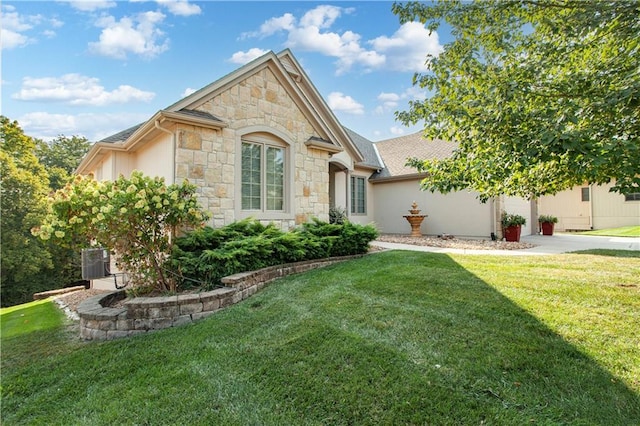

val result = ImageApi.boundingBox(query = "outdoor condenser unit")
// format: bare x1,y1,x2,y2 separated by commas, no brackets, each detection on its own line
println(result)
81,248,110,280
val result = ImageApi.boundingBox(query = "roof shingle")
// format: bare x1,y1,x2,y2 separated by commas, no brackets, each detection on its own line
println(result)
372,131,457,180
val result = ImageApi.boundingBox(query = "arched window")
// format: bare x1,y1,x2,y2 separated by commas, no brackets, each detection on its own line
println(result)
240,132,288,213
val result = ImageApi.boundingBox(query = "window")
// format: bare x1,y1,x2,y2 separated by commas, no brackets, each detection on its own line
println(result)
625,193,640,201
350,176,366,214
581,187,590,202
241,141,285,211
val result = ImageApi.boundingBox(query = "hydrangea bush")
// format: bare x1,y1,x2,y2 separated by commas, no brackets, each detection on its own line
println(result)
33,171,208,292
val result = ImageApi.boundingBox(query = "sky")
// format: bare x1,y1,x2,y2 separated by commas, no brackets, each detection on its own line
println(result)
1,1,450,143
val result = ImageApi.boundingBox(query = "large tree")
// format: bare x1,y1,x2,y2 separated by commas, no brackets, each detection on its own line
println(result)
393,0,639,201
0,117,53,306
36,135,91,191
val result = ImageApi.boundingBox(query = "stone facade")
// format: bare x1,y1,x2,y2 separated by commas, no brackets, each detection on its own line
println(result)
174,67,331,231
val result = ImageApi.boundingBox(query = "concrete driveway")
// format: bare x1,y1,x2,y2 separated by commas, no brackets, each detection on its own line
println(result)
372,233,640,256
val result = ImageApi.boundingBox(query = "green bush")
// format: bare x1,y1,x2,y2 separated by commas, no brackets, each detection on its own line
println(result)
501,212,527,227
169,218,378,290
538,214,558,224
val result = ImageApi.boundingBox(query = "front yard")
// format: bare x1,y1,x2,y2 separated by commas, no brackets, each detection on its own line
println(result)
2,250,639,424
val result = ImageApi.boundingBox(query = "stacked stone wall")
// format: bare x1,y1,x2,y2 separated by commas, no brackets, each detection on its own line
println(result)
78,255,363,340
174,67,330,230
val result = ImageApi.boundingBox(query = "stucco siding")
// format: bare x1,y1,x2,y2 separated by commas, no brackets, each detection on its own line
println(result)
591,183,639,229
539,183,639,231
133,135,173,182
538,187,591,231
502,196,533,236
92,153,113,181
373,179,493,237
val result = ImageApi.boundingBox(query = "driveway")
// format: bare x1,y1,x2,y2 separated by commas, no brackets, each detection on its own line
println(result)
372,233,640,256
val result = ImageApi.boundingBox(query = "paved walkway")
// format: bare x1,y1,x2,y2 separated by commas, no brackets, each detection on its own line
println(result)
371,233,640,256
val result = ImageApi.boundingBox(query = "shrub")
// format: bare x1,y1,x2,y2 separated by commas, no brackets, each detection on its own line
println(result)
501,212,527,227
538,214,558,224
32,172,208,292
169,218,378,290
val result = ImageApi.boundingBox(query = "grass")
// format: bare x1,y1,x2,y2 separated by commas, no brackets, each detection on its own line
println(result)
577,225,640,237
1,298,65,339
571,249,640,258
2,251,639,424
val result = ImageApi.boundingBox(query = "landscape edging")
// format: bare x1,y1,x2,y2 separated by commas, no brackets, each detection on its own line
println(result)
78,254,364,340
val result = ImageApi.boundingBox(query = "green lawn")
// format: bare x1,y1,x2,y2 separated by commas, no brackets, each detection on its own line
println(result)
1,298,65,339
577,225,640,237
2,251,639,424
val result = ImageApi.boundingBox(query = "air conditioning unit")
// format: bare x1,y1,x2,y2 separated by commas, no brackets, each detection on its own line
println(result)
81,248,110,280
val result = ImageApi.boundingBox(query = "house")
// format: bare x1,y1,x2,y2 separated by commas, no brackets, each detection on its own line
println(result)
77,49,534,239
77,49,378,231
368,132,534,238
538,183,640,231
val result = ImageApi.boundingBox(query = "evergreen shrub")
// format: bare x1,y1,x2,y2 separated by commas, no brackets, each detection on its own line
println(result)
169,218,378,290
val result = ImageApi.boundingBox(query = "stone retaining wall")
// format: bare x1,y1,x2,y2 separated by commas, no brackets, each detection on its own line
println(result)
78,255,363,340
34,285,88,300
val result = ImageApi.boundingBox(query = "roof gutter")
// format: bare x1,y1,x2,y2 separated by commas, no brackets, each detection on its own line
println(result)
369,172,428,183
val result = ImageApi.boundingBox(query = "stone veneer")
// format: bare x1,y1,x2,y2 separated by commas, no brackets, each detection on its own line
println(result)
174,67,331,231
78,255,363,340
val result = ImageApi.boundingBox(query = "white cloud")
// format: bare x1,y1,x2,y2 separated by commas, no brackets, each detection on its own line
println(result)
1,29,32,49
243,5,382,75
156,0,201,16
299,5,347,29
228,48,269,64
369,22,443,72
89,11,169,59
377,92,400,108
390,126,406,135
327,92,364,115
18,111,149,142
63,1,117,12
403,86,428,101
240,13,295,39
242,5,442,75
375,87,428,114
181,87,197,97
0,5,44,49
12,74,155,106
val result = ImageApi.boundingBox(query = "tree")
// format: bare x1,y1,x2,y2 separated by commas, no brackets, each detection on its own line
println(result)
0,117,53,306
33,172,209,293
393,0,640,201
35,135,91,190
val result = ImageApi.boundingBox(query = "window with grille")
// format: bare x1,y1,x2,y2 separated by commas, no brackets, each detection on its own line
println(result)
241,141,285,211
350,176,366,214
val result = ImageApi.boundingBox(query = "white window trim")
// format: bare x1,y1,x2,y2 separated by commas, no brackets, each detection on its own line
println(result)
235,127,295,221
350,175,367,215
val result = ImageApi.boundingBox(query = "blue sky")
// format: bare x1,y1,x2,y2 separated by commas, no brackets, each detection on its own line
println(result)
2,1,449,142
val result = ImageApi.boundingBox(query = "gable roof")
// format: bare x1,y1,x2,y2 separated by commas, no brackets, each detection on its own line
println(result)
166,49,363,162
96,109,225,144
343,127,383,170
78,49,369,174
370,131,457,182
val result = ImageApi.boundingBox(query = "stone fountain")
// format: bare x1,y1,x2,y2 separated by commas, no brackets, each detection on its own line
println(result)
403,201,427,237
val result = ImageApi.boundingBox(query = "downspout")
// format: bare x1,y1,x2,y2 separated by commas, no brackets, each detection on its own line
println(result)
495,196,503,240
346,169,351,219
154,119,177,254
489,197,496,240
154,120,175,184
589,184,594,229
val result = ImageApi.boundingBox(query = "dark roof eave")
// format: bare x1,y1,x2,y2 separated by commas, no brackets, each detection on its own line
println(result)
305,137,343,154
369,172,428,183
